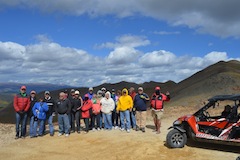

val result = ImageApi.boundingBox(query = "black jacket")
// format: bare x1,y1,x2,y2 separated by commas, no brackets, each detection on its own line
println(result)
56,98,71,115
71,97,82,112
43,97,56,117
28,97,37,117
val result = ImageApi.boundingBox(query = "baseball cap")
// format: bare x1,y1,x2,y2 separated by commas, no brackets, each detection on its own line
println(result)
75,90,80,95
101,87,106,91
20,86,26,90
89,87,93,91
112,89,115,92
84,94,89,98
138,87,143,91
45,91,50,95
155,86,161,90
30,90,36,94
70,89,75,93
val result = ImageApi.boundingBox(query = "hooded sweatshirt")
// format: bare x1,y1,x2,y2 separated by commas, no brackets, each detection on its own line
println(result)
100,91,115,114
116,88,133,112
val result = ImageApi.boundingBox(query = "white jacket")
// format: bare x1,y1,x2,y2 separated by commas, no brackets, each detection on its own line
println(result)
100,92,115,114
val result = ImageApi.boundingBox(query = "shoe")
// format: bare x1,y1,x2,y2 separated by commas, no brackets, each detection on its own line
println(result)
133,127,136,130
120,128,125,132
21,136,26,139
141,128,145,133
50,133,54,137
58,133,63,136
77,131,80,134
136,126,140,131
92,128,96,132
65,134,69,137
97,128,101,131
126,129,130,133
114,126,118,130
15,135,19,140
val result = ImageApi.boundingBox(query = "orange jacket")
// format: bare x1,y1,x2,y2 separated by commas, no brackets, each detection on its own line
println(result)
13,93,30,112
81,99,92,118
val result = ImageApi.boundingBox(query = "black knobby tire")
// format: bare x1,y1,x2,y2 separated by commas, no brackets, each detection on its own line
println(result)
166,129,187,148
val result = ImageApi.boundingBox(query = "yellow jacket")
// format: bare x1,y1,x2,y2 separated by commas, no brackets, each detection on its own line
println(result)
117,88,133,111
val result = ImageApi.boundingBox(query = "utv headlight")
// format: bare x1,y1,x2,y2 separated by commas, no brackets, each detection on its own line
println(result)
173,120,182,125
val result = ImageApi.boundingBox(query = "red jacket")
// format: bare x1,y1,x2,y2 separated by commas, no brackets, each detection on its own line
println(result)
81,100,92,118
13,93,30,112
150,93,170,110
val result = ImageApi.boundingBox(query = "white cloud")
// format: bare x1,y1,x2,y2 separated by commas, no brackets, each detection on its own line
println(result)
1,1,240,37
0,36,238,87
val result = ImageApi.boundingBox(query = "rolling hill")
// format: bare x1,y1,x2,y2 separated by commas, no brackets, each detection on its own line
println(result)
0,60,240,124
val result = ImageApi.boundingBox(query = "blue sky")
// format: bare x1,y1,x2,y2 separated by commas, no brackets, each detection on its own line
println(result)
0,1,240,87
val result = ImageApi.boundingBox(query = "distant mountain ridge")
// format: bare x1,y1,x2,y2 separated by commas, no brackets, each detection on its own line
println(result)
0,60,240,123
0,82,73,94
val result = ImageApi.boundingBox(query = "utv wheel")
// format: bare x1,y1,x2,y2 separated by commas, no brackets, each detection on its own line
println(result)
166,129,187,148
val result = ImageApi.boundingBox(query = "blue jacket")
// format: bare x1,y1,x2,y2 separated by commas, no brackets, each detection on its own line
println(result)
134,93,149,111
32,102,49,120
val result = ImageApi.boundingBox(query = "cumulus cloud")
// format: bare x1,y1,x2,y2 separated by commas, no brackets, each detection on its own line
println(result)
0,36,238,87
1,0,240,37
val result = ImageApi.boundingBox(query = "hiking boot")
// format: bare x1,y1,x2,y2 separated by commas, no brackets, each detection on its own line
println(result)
136,126,140,131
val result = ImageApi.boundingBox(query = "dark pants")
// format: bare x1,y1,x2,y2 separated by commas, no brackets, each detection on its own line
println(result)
112,111,119,127
92,114,101,129
71,111,81,132
15,112,28,137
83,118,89,132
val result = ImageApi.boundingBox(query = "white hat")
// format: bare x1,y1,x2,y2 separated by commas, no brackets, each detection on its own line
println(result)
89,87,93,91
138,87,143,91
75,90,80,95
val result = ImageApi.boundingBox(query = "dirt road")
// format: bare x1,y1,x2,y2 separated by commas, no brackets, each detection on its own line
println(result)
0,116,239,160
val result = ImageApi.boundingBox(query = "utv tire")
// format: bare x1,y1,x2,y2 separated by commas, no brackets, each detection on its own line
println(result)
166,129,187,148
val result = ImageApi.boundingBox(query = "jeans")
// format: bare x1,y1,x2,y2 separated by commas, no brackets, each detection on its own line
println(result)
71,111,81,132
83,118,89,132
29,116,34,137
103,113,112,129
15,112,28,137
68,114,72,131
100,112,103,128
48,115,54,135
33,119,45,136
58,114,70,134
112,111,119,127
120,110,130,130
130,111,136,128
92,114,101,129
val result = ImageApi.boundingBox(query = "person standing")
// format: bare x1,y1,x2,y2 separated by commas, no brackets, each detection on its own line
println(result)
100,91,115,130
32,98,49,137
116,88,133,133
129,87,137,130
91,94,102,131
111,89,119,129
101,87,106,97
150,86,170,134
28,90,37,138
68,89,75,132
87,87,94,100
81,94,93,133
56,92,71,137
13,86,30,139
71,90,83,133
134,87,149,133
43,91,56,136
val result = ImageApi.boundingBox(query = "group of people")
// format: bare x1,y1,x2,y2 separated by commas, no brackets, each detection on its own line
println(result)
13,85,170,139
